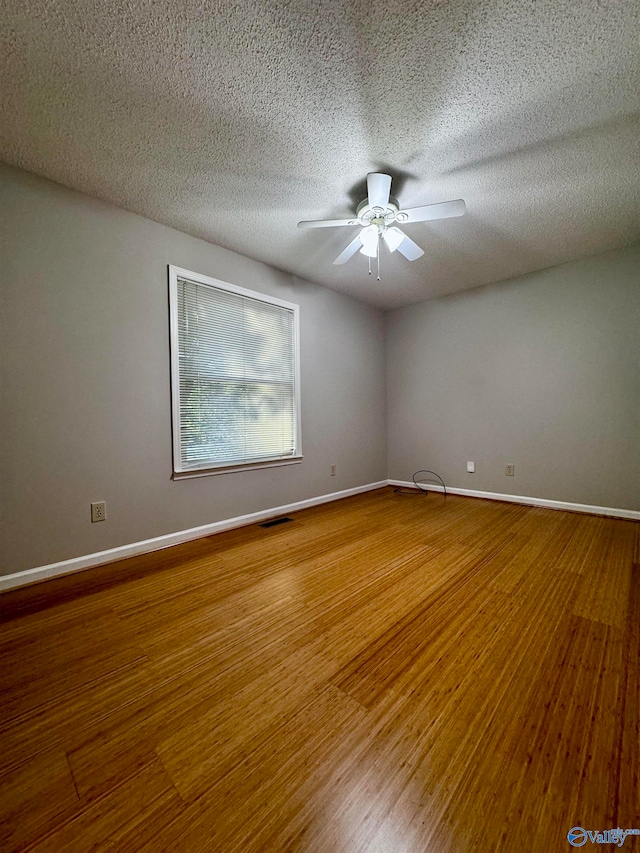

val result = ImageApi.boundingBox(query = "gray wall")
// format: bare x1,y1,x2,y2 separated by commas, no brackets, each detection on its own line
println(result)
387,244,640,511
0,164,387,574
2,162,638,577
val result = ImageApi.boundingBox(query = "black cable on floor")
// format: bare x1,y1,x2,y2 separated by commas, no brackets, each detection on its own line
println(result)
394,469,447,498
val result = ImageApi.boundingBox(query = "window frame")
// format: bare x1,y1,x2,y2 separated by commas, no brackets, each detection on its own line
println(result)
168,265,302,479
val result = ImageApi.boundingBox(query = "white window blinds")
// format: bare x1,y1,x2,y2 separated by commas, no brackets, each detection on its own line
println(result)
170,269,300,474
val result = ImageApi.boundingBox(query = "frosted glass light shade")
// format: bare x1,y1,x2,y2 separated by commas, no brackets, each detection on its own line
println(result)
359,225,378,258
382,226,404,252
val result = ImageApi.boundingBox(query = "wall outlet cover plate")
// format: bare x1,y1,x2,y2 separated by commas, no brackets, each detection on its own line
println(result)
91,501,106,522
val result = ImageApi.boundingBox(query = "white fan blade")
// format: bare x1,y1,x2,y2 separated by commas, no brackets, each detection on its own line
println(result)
297,218,356,229
367,173,392,209
333,234,363,265
398,199,466,223
396,234,424,261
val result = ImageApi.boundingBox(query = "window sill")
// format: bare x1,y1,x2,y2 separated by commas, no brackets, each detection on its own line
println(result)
172,456,303,480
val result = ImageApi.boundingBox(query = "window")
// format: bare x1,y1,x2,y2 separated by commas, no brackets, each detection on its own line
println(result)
169,266,301,477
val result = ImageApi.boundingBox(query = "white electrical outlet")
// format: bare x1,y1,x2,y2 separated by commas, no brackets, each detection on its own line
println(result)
466,461,475,473
91,501,106,522
506,465,515,477
331,464,336,476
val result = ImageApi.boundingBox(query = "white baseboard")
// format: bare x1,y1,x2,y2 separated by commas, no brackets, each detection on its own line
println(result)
0,481,388,593
4,479,637,593
388,480,640,521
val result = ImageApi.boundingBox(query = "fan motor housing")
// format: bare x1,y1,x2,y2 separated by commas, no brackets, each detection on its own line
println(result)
355,197,400,227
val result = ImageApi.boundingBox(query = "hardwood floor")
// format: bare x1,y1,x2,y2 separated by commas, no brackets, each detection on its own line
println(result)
1,488,638,851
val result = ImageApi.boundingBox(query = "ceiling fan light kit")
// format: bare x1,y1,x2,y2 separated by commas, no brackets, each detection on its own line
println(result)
297,172,466,279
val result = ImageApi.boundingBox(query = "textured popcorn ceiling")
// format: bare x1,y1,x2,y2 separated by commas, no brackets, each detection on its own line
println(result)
1,0,639,308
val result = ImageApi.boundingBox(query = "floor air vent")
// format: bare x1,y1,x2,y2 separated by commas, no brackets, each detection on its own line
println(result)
259,516,293,529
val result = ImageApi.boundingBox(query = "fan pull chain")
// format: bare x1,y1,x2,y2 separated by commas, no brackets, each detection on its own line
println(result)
377,232,381,280
368,256,371,275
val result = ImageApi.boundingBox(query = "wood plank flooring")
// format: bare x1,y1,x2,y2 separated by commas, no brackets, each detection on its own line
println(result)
1,488,639,851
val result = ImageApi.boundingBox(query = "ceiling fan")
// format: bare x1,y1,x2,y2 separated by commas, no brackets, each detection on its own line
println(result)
297,173,466,277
